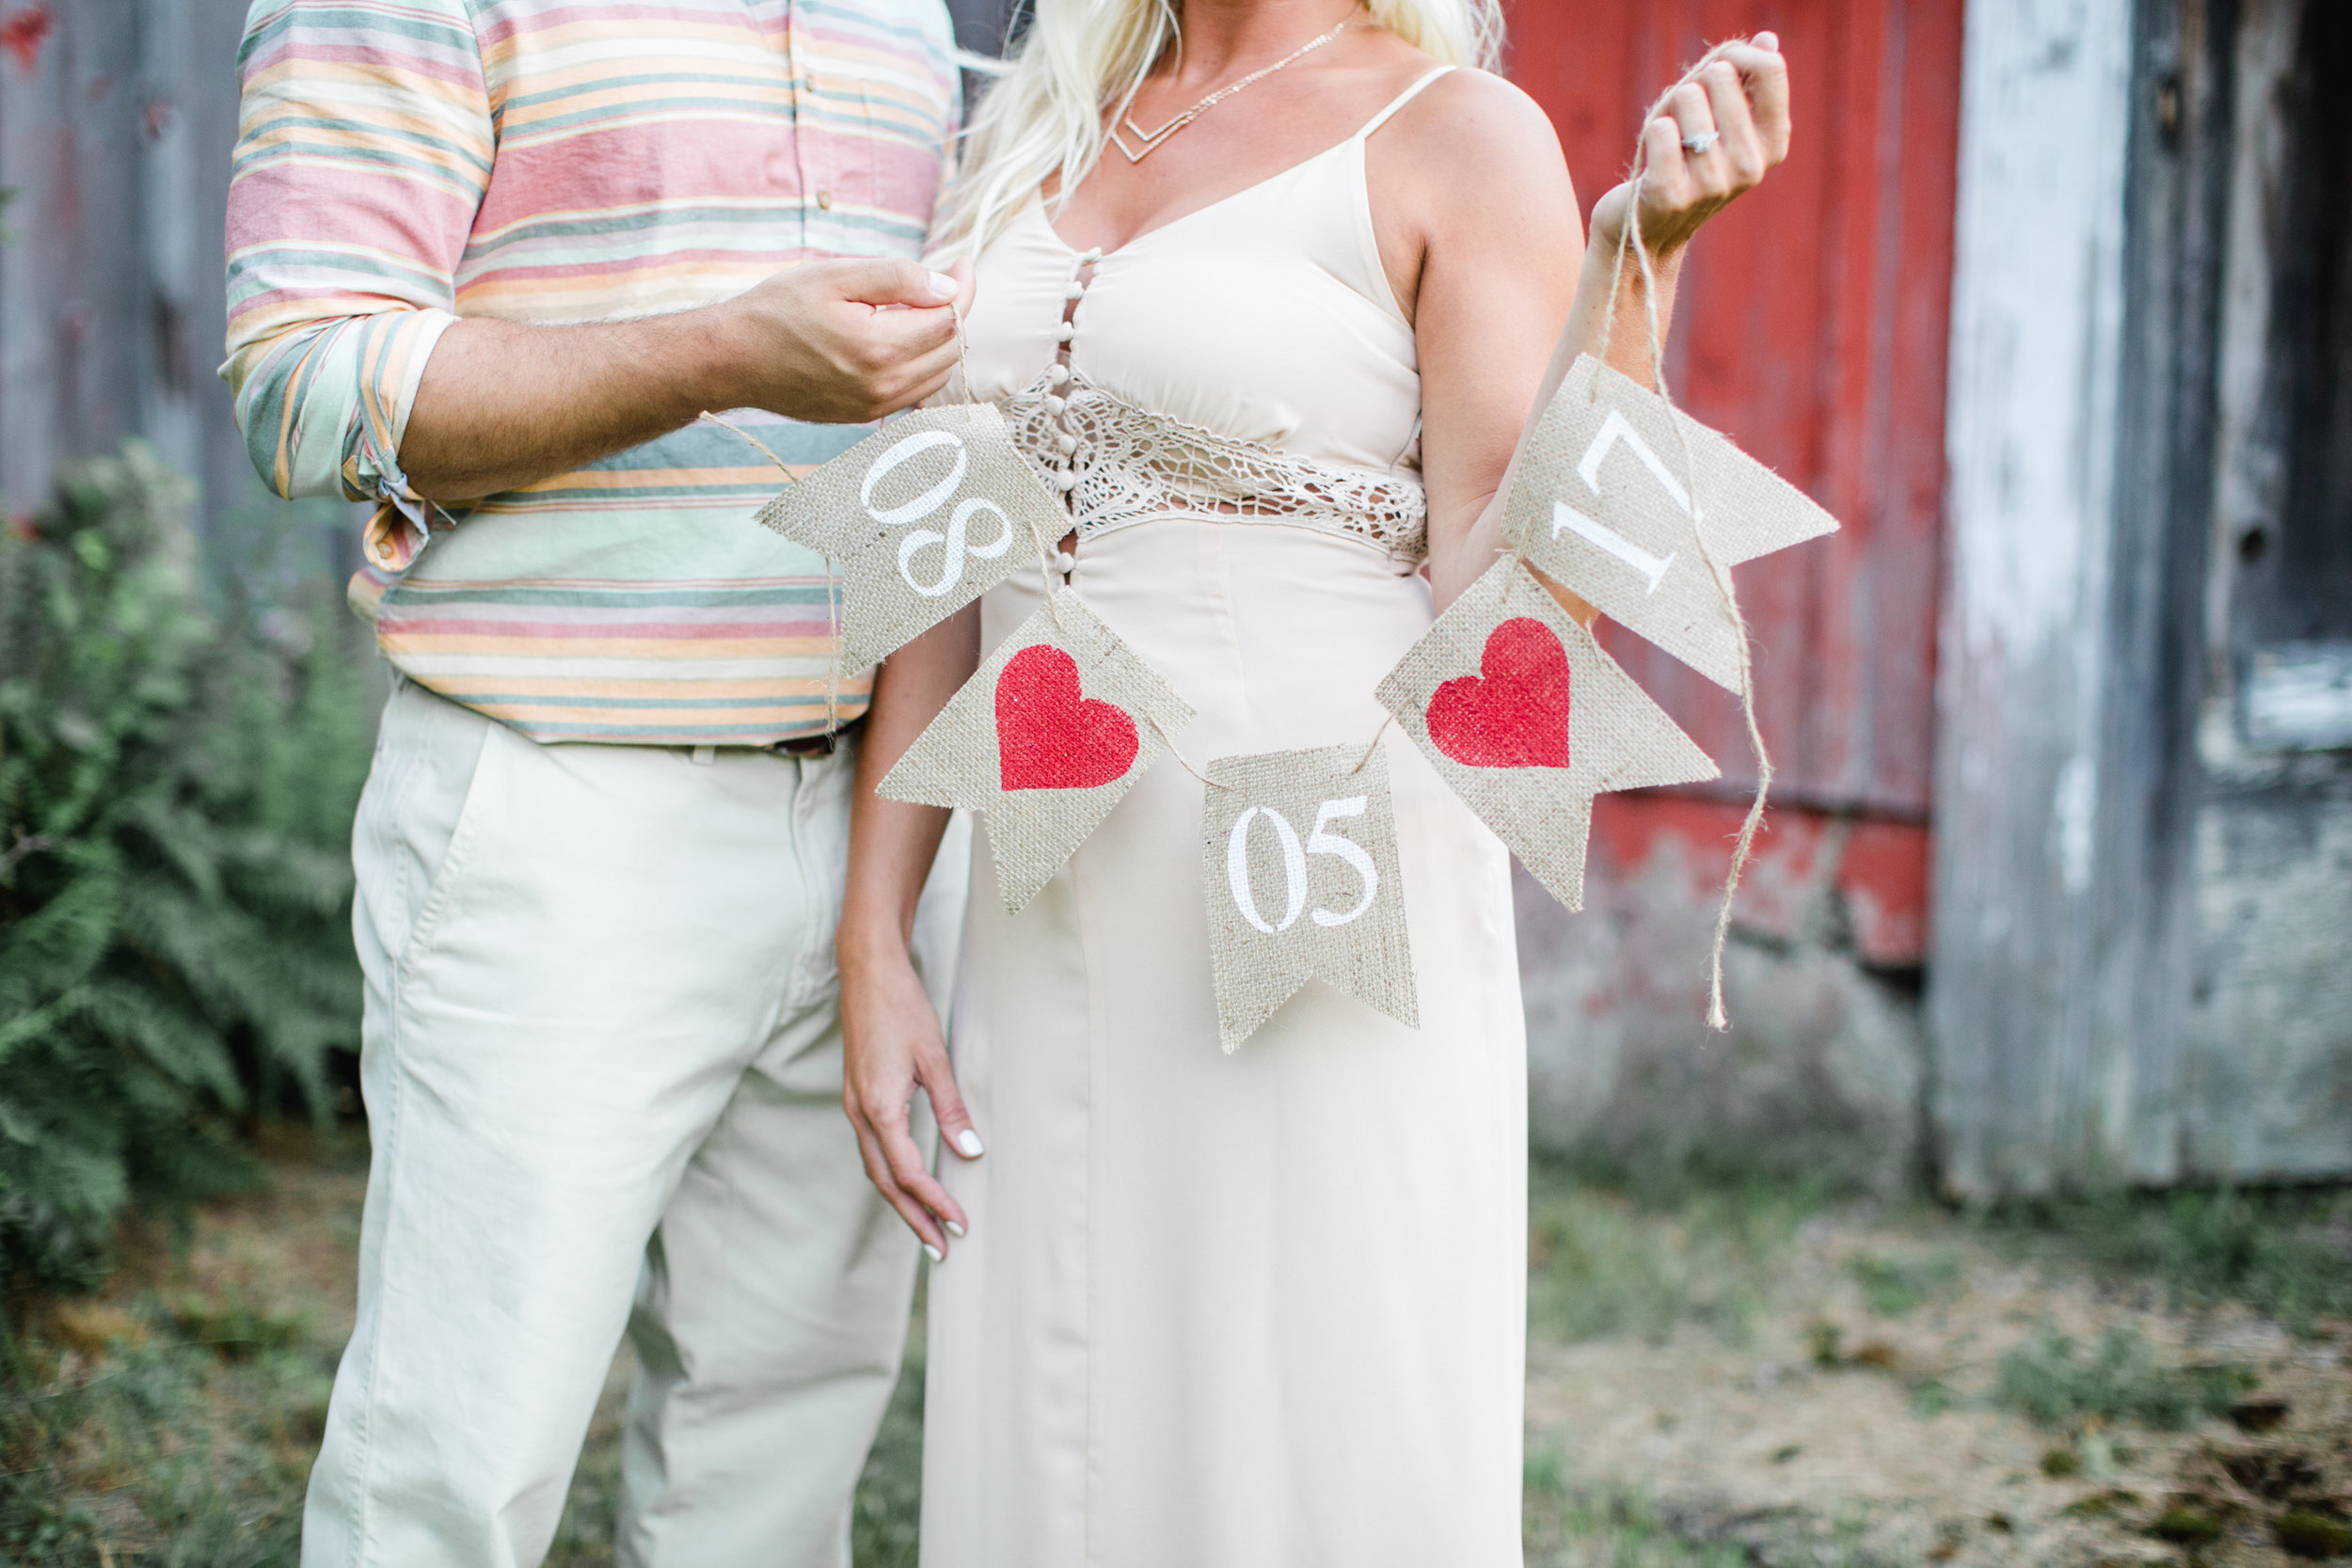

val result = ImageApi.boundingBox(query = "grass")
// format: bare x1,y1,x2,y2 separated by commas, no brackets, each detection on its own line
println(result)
11,1153,2346,1565
1525,1158,1815,1347
1985,1184,2352,1332
1522,1448,1749,1568
1850,1248,1961,1317
1,1290,923,1568
1994,1322,2253,1430
0,1299,325,1566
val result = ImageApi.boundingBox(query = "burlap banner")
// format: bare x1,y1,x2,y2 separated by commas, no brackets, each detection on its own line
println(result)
755,403,1067,674
1375,557,1718,911
1199,744,1418,1053
1502,355,1836,693
878,589,1195,912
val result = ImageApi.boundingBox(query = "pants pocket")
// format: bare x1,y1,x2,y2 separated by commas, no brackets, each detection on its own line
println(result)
391,703,507,979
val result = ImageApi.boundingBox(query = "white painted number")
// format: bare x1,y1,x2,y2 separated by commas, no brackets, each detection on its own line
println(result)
861,428,1015,597
1549,408,1684,594
1552,504,1676,594
1227,806,1307,934
899,498,1013,597
1305,796,1377,927
1225,795,1377,935
1577,410,1691,512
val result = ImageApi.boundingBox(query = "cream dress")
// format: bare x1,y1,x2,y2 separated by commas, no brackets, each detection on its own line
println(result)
925,70,1528,1567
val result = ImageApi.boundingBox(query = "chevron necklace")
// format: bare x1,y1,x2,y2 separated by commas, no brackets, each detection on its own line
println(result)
1107,17,1350,164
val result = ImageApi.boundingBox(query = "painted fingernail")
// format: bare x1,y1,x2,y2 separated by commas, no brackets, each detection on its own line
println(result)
928,270,958,299
955,1129,985,1158
924,1242,945,1262
946,1219,966,1238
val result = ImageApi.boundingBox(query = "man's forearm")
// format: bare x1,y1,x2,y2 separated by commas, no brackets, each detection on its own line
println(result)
396,258,973,502
400,310,736,501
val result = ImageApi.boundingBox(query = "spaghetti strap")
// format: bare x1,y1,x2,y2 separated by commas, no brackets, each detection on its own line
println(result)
1353,66,1455,141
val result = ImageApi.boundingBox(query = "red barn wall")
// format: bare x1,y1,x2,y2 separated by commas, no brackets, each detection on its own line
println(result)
1502,1,1963,1186
1505,0,1961,970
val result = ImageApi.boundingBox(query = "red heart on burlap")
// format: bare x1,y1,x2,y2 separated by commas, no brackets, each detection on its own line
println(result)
1424,617,1573,768
996,643,1141,790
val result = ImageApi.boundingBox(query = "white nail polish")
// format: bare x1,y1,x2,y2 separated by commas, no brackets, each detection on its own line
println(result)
946,1219,966,1238
928,270,958,299
924,1242,945,1263
955,1129,985,1158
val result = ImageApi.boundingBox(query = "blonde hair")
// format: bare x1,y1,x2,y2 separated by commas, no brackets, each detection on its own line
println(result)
932,0,1505,261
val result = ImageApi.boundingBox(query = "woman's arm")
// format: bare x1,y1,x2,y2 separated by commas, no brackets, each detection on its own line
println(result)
838,604,985,1257
1392,38,1793,610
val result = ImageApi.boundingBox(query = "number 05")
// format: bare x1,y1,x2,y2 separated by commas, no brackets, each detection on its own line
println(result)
1226,795,1378,935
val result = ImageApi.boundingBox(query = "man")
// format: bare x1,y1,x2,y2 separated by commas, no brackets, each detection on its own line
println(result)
223,2,975,1563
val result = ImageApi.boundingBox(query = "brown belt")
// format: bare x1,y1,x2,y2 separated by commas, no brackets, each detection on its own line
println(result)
774,714,866,757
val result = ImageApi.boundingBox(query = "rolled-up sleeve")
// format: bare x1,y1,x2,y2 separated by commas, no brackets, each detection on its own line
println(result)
222,0,494,571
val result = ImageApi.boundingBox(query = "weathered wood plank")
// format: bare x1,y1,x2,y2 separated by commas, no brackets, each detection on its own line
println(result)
0,0,259,541
1930,0,2142,1196
2183,0,2352,1182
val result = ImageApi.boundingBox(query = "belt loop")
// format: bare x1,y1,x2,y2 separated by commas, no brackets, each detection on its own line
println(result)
691,744,717,766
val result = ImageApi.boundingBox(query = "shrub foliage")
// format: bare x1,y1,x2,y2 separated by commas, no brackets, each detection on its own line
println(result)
0,443,371,1290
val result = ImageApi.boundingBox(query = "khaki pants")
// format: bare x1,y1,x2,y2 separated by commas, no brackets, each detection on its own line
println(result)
303,681,963,1568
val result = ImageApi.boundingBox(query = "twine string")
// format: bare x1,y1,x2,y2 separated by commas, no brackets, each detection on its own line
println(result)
1140,709,1388,795
1144,711,1231,793
1608,40,1772,1033
949,297,975,406
698,409,796,478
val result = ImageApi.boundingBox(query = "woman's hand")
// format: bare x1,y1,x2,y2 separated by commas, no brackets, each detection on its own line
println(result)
840,931,977,1259
1588,34,1792,265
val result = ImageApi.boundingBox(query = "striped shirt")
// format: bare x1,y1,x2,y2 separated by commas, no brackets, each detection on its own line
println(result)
224,0,960,744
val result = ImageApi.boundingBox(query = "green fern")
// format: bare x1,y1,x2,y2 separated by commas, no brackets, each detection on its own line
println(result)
0,442,371,1291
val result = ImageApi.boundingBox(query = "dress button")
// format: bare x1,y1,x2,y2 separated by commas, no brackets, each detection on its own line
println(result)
817,188,834,210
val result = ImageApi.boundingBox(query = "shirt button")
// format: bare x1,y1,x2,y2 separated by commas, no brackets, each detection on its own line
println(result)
817,188,834,210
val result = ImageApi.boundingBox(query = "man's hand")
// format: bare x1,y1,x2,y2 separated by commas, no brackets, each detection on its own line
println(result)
715,258,974,424
400,257,977,501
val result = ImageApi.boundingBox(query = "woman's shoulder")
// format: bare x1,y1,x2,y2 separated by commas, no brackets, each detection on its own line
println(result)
1377,66,1571,191
1363,63,1578,258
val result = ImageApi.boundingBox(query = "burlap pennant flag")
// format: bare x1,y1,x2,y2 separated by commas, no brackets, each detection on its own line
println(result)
1376,557,1719,911
755,404,1066,674
1502,355,1837,693
878,590,1195,912
1199,744,1418,1053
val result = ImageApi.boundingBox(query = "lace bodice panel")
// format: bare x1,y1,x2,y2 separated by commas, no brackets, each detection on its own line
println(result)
1000,367,1427,568
959,124,1435,567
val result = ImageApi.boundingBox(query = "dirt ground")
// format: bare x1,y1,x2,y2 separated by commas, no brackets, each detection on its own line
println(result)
1521,1197,2352,1566
11,1139,2349,1566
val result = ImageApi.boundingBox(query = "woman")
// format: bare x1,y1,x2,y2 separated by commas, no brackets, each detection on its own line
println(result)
839,3,1789,1561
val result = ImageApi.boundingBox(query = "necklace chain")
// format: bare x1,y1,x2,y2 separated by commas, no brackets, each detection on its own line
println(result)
1107,17,1350,165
